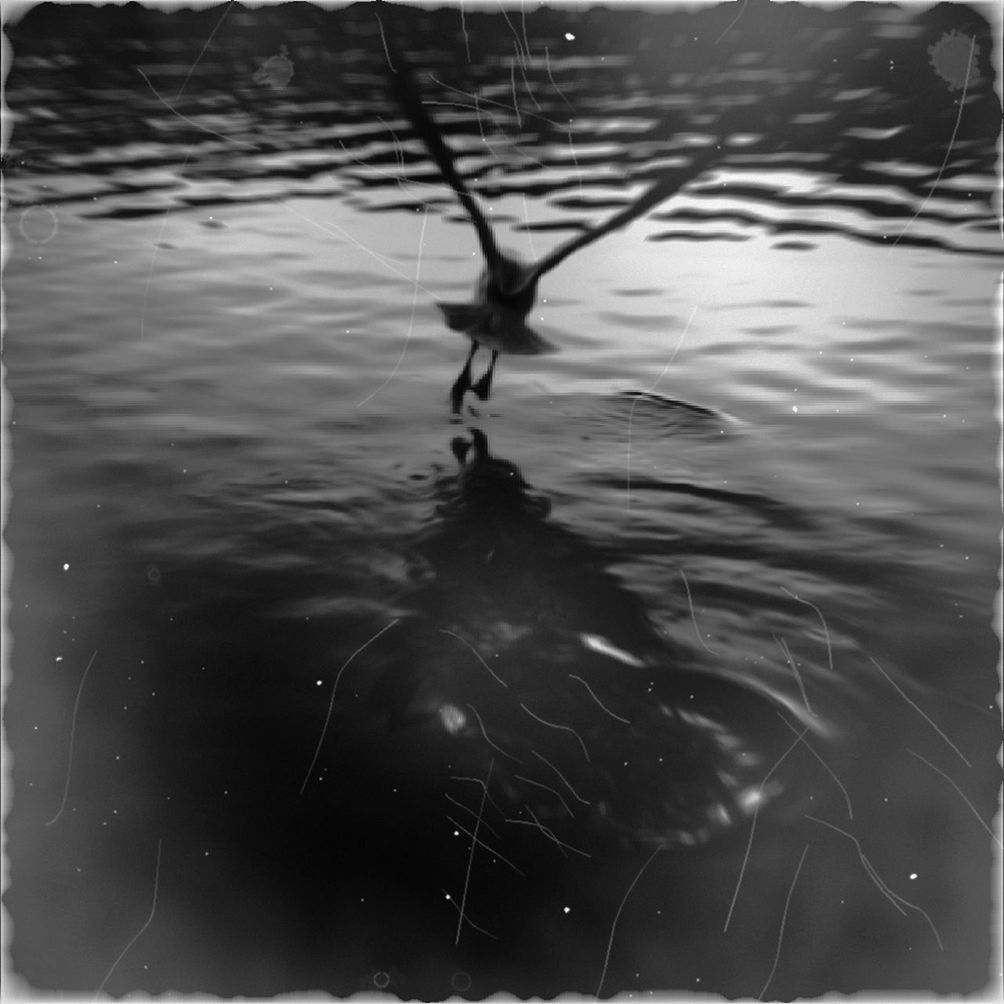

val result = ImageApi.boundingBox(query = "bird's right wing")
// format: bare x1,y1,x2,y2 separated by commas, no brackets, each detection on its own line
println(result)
516,143,719,293
381,26,501,273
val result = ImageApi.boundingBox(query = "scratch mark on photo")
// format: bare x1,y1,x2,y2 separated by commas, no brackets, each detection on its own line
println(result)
756,844,809,1002
374,9,397,73
566,126,584,195
278,199,432,292
521,194,539,262
528,804,581,856
499,3,527,69
775,634,813,716
459,0,471,63
357,208,429,407
627,308,697,509
680,567,718,654
456,760,493,944
596,844,662,996
338,138,439,195
907,749,1002,849
377,116,407,174
516,43,541,112
450,774,506,817
176,0,235,98
521,703,590,762
446,815,525,876
139,67,439,304
445,792,501,839
893,35,975,246
806,814,907,917
544,46,573,108
569,673,631,725
531,750,591,805
867,655,971,767
300,619,399,794
520,0,533,63
781,586,834,673
514,773,574,817
426,72,565,132
467,702,523,763
441,888,498,940
715,0,748,47
137,69,258,151
440,629,509,688
510,60,523,130
505,808,590,858
94,839,163,998
806,815,943,949
777,712,852,819
724,726,808,931
46,650,98,827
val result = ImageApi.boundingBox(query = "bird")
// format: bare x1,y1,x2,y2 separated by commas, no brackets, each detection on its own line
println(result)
382,24,720,412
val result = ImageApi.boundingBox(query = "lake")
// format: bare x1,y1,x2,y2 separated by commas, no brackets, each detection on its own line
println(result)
3,1,1001,999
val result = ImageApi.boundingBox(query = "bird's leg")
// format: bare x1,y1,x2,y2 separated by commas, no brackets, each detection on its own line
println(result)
472,350,499,401
451,340,478,413
450,435,472,465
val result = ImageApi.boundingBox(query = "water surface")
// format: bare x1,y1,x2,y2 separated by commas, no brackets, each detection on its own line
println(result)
3,1,1002,998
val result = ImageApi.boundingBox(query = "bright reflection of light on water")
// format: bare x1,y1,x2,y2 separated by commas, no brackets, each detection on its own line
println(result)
438,703,467,735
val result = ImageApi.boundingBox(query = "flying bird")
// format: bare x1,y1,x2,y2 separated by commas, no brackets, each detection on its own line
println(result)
382,28,719,412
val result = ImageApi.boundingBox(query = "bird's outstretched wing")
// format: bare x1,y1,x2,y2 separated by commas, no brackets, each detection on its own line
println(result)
379,7,720,295
381,26,501,274
514,144,719,295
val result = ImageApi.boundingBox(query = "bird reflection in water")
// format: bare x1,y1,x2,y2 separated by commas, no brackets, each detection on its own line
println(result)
365,428,822,861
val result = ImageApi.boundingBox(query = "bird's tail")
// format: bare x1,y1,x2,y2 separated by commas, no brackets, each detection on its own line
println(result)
437,302,491,334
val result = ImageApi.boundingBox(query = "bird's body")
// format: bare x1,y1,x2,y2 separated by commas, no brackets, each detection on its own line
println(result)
438,300,556,356
437,251,556,355
432,250,557,408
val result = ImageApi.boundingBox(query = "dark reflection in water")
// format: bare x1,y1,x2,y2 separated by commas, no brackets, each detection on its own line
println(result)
11,419,838,998
353,428,823,854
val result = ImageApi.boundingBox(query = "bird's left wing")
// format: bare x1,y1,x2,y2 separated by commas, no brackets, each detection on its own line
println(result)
380,22,502,274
